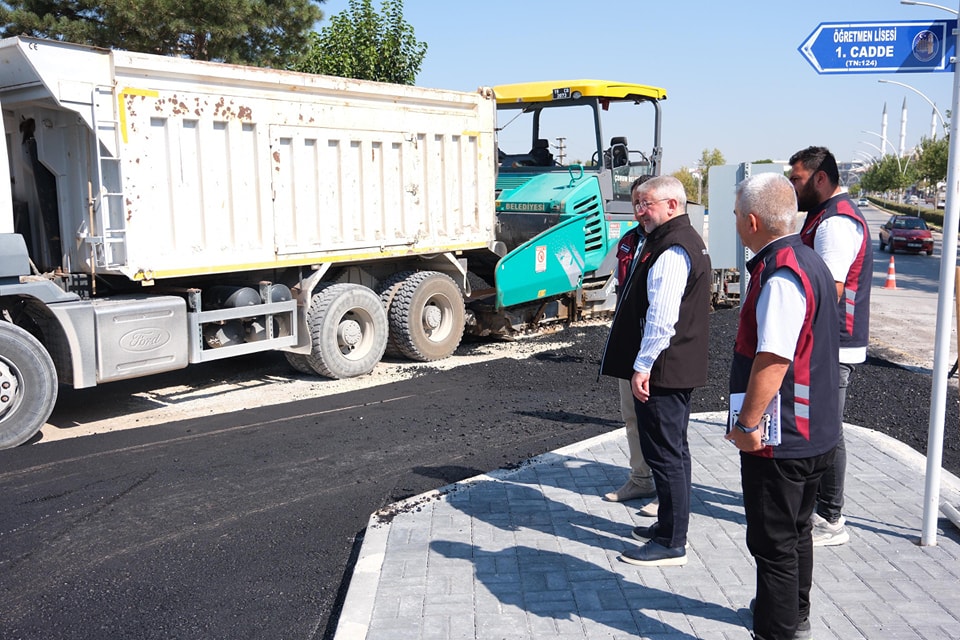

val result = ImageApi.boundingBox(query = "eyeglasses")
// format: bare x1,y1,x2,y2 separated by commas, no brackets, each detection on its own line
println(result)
633,197,670,212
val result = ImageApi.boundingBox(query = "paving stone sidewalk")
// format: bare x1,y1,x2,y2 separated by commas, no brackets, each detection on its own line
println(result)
335,412,960,640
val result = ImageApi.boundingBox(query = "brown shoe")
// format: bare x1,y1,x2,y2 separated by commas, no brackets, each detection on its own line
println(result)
637,498,659,518
604,479,656,502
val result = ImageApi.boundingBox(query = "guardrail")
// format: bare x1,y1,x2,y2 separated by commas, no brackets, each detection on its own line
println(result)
868,197,944,228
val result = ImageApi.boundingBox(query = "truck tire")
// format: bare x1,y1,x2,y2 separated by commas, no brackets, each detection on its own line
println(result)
305,283,388,379
284,352,315,375
389,271,465,362
285,282,335,375
0,322,58,449
377,270,415,357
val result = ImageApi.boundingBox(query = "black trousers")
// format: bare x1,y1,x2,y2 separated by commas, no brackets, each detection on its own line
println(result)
633,386,693,549
816,362,852,523
741,448,836,640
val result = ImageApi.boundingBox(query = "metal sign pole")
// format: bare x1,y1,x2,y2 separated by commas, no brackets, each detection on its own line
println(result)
921,1,960,546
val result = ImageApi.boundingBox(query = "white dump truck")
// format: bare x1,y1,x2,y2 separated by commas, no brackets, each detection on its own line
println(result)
0,37,671,448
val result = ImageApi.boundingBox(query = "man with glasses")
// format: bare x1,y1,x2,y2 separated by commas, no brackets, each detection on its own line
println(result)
788,146,872,548
603,175,658,517
600,175,711,566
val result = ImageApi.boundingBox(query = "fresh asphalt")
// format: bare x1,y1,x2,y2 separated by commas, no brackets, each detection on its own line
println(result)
0,343,627,640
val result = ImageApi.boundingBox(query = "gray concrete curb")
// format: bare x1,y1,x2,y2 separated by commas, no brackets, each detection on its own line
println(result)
335,412,960,640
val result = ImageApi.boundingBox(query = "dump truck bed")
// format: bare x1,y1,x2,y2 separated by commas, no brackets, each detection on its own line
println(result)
0,37,497,281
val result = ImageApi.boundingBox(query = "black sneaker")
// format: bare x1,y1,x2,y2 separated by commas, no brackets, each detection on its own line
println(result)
631,521,659,541
619,540,687,566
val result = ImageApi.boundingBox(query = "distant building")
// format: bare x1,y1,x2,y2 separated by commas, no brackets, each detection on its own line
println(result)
840,160,868,188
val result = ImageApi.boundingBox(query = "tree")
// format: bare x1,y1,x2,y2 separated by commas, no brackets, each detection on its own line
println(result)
0,0,324,67
671,167,702,204
694,148,724,207
915,135,949,187
293,0,427,85
671,149,725,207
861,154,916,197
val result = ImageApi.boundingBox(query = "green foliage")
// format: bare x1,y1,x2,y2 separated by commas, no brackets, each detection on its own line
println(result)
915,135,949,186
671,149,725,206
860,154,917,193
0,0,324,67
698,148,724,170
671,166,703,204
694,148,725,207
293,0,427,85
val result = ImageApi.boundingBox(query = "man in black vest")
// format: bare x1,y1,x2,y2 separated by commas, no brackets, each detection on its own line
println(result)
727,172,839,640
600,175,711,566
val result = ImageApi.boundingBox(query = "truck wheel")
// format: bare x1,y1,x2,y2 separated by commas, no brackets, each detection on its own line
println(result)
305,283,388,379
0,322,58,449
389,271,465,362
377,270,415,357
286,282,335,374
284,352,315,375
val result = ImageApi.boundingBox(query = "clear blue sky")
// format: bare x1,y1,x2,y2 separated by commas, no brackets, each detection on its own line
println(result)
317,0,957,174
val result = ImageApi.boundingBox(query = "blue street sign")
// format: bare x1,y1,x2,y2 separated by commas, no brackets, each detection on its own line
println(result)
799,20,957,74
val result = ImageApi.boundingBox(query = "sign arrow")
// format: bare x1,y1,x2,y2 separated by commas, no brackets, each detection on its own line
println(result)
799,20,957,74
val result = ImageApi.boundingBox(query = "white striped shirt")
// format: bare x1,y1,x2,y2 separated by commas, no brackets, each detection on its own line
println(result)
633,245,691,373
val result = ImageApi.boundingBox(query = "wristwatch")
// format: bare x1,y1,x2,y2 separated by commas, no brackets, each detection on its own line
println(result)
735,419,760,434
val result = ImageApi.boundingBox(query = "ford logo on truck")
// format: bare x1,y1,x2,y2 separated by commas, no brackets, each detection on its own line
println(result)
120,329,171,352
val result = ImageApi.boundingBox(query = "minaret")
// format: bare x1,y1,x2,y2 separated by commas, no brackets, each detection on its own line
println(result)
899,97,908,157
930,106,938,139
881,102,889,156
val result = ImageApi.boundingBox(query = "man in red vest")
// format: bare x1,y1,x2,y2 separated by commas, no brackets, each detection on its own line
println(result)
728,171,840,640
789,146,872,547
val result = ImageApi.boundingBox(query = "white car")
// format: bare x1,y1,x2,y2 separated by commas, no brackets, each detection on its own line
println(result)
857,198,869,207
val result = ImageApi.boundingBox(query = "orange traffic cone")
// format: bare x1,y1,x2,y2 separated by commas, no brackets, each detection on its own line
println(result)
884,255,897,289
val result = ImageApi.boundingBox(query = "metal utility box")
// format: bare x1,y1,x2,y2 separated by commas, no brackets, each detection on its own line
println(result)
92,295,188,382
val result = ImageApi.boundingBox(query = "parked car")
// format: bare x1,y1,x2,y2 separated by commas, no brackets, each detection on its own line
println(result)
938,198,946,209
857,197,869,207
878,215,934,255
907,195,920,205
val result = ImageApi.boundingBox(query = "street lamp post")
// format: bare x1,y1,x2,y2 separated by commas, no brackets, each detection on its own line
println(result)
901,0,960,547
862,129,900,157
878,79,948,137
859,140,885,157
900,0,958,15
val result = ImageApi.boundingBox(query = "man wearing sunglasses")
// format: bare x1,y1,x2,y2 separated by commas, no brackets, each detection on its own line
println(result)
600,175,711,566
